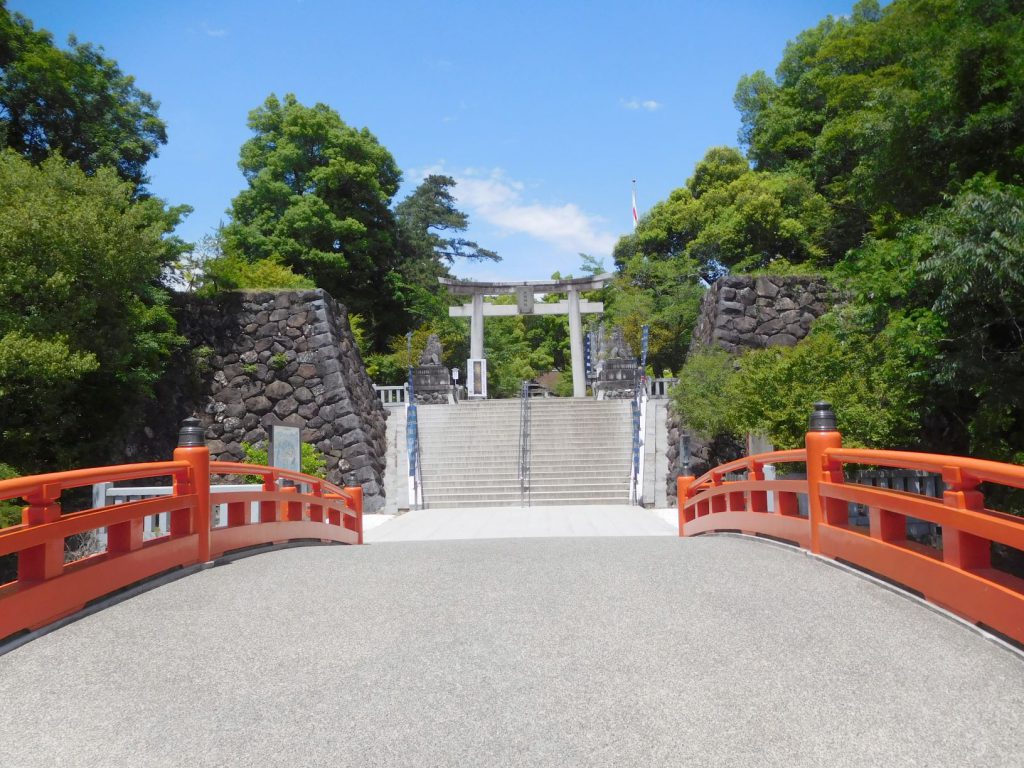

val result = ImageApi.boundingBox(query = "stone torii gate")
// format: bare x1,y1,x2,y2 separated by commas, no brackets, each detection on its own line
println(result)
439,273,613,398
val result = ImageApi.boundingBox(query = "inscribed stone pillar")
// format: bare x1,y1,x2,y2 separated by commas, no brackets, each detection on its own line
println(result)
470,293,484,360
568,288,585,397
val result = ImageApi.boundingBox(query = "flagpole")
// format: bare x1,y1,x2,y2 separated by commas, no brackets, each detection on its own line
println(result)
631,179,638,230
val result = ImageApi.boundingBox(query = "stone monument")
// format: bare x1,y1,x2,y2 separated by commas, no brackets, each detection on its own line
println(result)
593,325,639,400
413,334,457,404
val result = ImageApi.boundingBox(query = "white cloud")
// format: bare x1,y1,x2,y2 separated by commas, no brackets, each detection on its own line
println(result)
620,98,662,111
452,169,617,256
201,21,227,38
405,162,448,182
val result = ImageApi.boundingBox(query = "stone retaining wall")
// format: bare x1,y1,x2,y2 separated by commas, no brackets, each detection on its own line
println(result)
121,289,387,511
666,274,836,505
690,275,833,354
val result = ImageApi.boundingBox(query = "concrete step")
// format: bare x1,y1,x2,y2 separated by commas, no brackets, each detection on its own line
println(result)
421,465,631,475
423,495,631,508
421,449,631,456
425,484,631,499
421,499,634,510
421,441,632,450
417,397,634,507
422,481,629,493
422,468,630,481
420,408,629,415
420,414,630,422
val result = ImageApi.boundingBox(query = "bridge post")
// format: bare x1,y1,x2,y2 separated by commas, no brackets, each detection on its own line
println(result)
344,486,364,544
805,402,843,555
173,417,211,564
18,484,63,582
676,475,695,536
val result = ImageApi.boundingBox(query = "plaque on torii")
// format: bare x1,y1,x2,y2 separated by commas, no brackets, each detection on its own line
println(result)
439,273,613,398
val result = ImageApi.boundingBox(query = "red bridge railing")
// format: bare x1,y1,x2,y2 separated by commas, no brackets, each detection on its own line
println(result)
678,402,1024,645
0,418,362,643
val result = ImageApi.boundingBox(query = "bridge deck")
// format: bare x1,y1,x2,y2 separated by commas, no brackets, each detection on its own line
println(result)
2,535,1022,767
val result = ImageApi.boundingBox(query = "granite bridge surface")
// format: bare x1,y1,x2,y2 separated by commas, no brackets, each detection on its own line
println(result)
2,508,1022,767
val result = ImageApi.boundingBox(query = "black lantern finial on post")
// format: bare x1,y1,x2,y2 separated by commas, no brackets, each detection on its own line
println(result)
177,416,205,447
808,402,837,432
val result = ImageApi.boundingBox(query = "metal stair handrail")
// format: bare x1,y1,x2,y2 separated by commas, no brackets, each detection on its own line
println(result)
629,366,646,505
518,381,532,506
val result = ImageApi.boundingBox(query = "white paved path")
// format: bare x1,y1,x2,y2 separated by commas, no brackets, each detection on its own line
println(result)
364,504,677,542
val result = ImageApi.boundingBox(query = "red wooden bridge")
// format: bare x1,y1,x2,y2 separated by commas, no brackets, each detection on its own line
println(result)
1,405,1022,767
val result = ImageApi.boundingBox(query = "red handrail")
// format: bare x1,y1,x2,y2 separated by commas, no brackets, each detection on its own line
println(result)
0,461,192,501
687,449,808,494
0,425,363,643
208,460,351,496
678,405,1024,645
825,448,1024,490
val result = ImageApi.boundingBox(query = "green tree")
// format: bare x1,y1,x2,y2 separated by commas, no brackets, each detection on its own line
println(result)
365,317,468,386
0,151,186,471
735,0,1024,253
726,310,938,449
0,6,167,188
614,147,833,283
669,348,738,438
483,313,556,398
396,175,499,265
606,254,704,374
388,174,500,328
672,308,939,451
918,177,1024,462
222,93,403,344
688,170,833,275
686,146,749,199
0,462,20,528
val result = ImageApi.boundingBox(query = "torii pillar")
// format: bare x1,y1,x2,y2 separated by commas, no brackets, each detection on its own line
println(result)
441,273,613,398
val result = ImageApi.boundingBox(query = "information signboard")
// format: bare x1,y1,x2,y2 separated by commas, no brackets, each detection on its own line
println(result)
270,425,301,473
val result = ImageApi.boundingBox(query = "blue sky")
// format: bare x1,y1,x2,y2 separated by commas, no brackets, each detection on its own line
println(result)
12,0,855,281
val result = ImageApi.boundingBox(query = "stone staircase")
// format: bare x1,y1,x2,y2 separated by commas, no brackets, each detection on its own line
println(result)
416,399,633,508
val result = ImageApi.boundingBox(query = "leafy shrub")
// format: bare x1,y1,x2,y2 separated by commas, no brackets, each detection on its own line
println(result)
0,151,184,472
672,307,938,450
670,348,739,439
240,441,327,483
0,463,22,528
192,345,215,374
200,253,314,294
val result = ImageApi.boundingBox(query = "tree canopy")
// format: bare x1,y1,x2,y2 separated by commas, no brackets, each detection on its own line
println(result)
0,151,187,471
221,93,404,342
734,0,1024,252
627,0,1024,464
0,4,167,189
395,174,499,265
613,148,834,283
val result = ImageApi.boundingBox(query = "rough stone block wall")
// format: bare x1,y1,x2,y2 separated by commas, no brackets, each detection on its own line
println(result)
666,275,835,505
690,275,833,354
121,289,388,512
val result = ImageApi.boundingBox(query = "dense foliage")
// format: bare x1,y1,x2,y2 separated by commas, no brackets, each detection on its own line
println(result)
0,152,187,471
217,96,506,351
241,441,327,482
219,94,404,343
3,0,1024,489
0,4,167,189
650,0,1024,462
